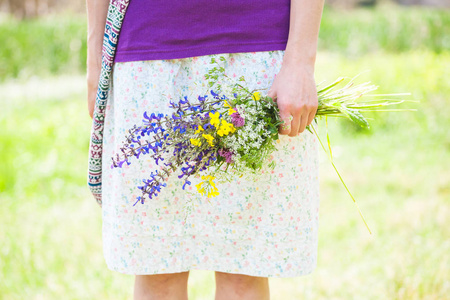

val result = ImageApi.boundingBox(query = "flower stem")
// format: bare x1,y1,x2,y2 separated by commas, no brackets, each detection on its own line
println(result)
310,123,372,234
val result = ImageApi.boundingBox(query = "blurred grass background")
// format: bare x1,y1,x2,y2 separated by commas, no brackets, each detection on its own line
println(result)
0,2,449,299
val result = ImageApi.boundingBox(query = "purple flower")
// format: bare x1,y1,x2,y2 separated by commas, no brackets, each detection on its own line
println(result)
230,112,245,128
112,89,225,206
218,148,235,164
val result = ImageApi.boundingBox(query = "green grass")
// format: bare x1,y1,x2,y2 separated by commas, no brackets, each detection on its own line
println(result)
0,14,87,80
1,4,449,299
1,48,448,299
0,3,449,81
319,3,450,56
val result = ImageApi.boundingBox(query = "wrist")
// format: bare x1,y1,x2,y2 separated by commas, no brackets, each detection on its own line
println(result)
283,42,317,71
281,56,315,76
282,51,316,71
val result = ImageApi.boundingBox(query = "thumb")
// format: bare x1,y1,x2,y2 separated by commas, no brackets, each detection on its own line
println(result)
267,87,277,102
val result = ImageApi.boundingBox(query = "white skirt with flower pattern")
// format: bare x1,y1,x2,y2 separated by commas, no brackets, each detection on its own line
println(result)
101,50,320,277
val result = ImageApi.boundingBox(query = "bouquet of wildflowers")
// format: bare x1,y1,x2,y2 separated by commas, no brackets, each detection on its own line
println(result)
111,56,414,233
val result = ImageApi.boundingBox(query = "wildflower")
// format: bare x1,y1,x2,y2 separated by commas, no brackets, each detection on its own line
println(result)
224,100,237,115
209,111,221,128
224,100,232,108
228,108,237,115
208,188,219,197
217,119,236,137
196,175,219,197
194,125,204,134
229,122,236,133
252,92,261,101
230,112,245,128
202,134,215,147
201,174,215,183
218,149,234,164
195,182,206,195
190,138,202,147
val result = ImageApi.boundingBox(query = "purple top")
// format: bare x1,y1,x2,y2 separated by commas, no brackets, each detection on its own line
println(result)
115,0,291,62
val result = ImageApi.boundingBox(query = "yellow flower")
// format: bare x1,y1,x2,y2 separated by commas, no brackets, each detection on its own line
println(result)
209,111,221,128
224,100,237,115
252,92,261,101
203,175,216,186
202,134,215,147
224,100,232,108
195,182,205,195
194,125,204,134
217,119,236,136
217,127,226,137
201,175,215,182
196,175,219,197
190,138,202,147
207,188,220,197
229,122,236,133
228,108,237,115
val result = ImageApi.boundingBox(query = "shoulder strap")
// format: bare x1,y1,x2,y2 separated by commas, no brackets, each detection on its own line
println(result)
87,0,131,207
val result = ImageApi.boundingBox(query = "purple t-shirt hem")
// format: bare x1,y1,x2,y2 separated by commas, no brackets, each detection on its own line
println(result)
114,41,287,63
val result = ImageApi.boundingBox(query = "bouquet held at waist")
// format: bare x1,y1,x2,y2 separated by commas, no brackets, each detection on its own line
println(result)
111,56,415,233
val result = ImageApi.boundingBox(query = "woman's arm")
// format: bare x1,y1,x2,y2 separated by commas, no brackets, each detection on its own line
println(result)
268,0,325,136
86,0,110,119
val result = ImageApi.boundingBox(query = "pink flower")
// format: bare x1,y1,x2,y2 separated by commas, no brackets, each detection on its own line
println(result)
218,148,235,164
230,112,245,127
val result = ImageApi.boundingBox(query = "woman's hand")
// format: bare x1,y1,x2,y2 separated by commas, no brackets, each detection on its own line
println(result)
269,0,324,136
268,62,318,136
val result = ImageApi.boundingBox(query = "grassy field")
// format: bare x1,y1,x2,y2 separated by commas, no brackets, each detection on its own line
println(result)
0,3,448,81
1,4,449,300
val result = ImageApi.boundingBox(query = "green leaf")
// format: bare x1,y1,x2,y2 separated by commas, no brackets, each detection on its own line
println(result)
274,133,279,140
317,77,346,94
342,108,370,128
268,125,278,134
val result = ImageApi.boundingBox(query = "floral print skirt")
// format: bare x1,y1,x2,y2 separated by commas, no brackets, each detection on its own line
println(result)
102,50,320,277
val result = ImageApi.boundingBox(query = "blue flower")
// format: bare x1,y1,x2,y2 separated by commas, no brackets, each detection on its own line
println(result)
179,96,189,104
210,90,219,97
182,180,191,190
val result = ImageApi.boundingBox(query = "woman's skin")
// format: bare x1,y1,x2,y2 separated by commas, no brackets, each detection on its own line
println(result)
269,0,324,136
86,0,109,119
86,0,324,299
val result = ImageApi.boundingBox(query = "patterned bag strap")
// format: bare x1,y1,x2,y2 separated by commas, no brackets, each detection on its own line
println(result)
87,0,130,207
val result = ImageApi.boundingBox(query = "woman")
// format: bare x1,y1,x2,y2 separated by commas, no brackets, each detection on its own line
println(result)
86,0,324,299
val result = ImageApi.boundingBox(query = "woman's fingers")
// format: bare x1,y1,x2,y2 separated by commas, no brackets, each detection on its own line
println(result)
269,89,293,135
269,70,318,136
289,112,301,137
298,111,308,134
306,110,315,128
279,111,293,135
287,104,316,136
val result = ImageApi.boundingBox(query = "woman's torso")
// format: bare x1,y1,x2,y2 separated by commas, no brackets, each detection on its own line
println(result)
115,0,291,62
